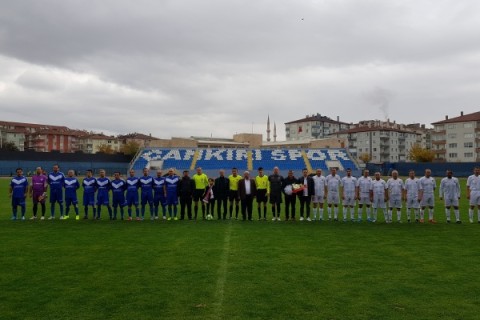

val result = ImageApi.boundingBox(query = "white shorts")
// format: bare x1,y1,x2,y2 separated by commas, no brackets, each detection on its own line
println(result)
421,194,435,207
312,195,325,204
358,194,371,205
469,192,480,206
444,197,459,207
389,198,402,209
406,197,420,209
327,193,340,205
372,196,386,209
343,194,356,207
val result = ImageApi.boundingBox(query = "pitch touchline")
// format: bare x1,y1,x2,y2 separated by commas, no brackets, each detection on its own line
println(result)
212,222,232,318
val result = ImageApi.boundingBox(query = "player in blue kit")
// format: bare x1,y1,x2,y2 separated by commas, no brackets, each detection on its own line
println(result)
64,170,80,220
96,169,112,220
139,168,154,221
111,172,127,220
165,168,180,220
153,170,167,220
9,168,29,220
82,169,97,219
126,169,140,221
47,164,65,219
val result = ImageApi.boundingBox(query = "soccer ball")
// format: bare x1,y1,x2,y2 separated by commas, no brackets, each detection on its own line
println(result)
206,214,213,220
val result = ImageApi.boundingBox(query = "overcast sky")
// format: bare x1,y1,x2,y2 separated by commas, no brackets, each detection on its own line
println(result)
1,0,479,140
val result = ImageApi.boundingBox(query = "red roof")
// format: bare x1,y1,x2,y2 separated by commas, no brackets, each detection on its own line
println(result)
335,126,415,135
431,111,480,125
285,114,348,125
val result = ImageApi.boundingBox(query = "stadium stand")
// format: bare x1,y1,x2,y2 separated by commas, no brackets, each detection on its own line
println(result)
130,148,359,177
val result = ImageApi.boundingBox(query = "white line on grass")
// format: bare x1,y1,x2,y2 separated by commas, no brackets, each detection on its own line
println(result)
212,222,232,319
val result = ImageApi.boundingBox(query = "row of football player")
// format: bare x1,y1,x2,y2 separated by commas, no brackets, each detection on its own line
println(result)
8,165,480,223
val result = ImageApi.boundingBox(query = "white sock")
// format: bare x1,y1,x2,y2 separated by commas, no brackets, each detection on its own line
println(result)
414,209,419,220
373,209,378,220
350,208,354,219
328,207,332,219
469,209,473,221
366,207,371,220
429,209,433,220
334,207,338,219
397,210,401,221
319,209,323,220
384,211,389,221
342,208,347,220
388,210,392,222
407,210,411,220
445,208,450,220
313,208,317,219
454,209,459,221
420,209,424,220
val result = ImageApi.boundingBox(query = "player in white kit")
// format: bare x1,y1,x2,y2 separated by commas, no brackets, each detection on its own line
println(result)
403,170,420,223
341,168,357,222
419,169,436,223
356,169,372,222
386,170,404,223
311,169,326,221
439,169,461,224
369,172,387,223
325,168,342,221
466,166,480,223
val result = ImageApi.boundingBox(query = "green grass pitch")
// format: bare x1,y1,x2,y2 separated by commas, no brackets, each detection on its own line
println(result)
1,177,480,320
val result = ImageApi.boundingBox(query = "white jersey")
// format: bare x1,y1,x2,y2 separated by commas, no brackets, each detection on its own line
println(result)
467,175,480,192
356,176,372,195
326,174,342,194
341,176,357,195
439,177,460,199
312,175,326,197
370,179,387,197
404,178,420,199
387,178,404,198
419,176,436,195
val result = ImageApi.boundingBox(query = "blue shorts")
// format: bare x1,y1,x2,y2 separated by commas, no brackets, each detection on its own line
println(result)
112,193,126,207
97,192,110,206
166,192,178,206
126,192,139,206
65,196,78,206
141,192,153,206
83,193,95,206
12,197,26,207
154,194,166,207
50,189,63,204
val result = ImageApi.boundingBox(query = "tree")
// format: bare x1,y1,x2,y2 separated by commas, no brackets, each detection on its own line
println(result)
120,140,141,156
0,141,19,151
408,144,434,162
358,153,371,163
96,144,114,154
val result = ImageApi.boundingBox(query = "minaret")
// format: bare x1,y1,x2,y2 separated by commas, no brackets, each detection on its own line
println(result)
266,115,271,142
273,122,277,142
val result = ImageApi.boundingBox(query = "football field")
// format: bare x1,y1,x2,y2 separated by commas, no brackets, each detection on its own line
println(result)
1,177,479,320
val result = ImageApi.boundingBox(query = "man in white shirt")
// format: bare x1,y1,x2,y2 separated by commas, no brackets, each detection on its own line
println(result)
341,168,357,222
325,168,342,221
419,169,436,223
370,172,387,223
439,169,461,224
311,169,326,221
467,166,480,223
386,170,404,223
356,169,372,222
403,170,420,223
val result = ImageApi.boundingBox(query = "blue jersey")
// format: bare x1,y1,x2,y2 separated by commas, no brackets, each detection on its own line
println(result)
153,177,166,196
96,177,111,197
64,177,80,199
165,175,179,196
10,176,28,198
48,171,65,190
111,179,127,195
126,177,140,195
82,177,97,194
139,176,153,194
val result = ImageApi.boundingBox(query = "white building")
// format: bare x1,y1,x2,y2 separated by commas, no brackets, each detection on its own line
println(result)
431,111,480,162
285,113,350,141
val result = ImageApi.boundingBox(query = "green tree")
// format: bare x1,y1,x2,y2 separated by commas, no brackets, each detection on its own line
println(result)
358,153,371,163
120,140,141,156
96,144,114,154
0,141,20,151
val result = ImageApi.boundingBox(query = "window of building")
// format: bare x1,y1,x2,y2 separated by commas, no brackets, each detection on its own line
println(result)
448,124,456,129
448,133,457,139
464,133,474,139
464,152,474,158
448,153,457,158
464,122,473,128
448,143,457,148
464,142,473,148
373,148,377,151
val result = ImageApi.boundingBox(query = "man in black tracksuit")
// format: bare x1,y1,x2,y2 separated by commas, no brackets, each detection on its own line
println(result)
177,170,195,220
214,170,230,220
297,168,315,221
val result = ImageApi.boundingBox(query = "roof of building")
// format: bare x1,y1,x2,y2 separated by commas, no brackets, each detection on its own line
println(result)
335,126,418,135
118,132,159,140
431,111,480,125
0,120,68,130
285,113,348,125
